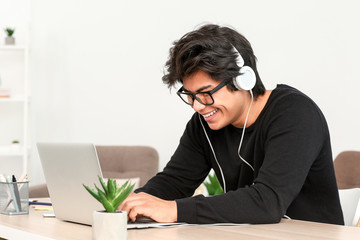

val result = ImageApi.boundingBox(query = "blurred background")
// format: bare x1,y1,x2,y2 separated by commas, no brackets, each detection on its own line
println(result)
0,0,359,186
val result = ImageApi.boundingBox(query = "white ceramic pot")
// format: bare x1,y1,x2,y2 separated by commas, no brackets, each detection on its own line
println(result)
92,210,127,240
5,37,15,45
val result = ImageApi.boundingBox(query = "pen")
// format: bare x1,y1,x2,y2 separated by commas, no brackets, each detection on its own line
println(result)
12,175,22,212
17,172,28,183
29,201,52,206
6,175,20,212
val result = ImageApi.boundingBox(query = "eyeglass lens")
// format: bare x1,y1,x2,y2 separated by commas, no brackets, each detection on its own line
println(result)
179,92,213,105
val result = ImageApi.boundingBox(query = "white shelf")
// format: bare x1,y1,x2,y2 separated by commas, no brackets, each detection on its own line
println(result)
0,151,24,157
0,40,29,176
0,45,26,51
0,96,27,102
0,146,24,157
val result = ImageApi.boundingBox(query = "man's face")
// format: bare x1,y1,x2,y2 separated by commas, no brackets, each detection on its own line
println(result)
182,70,250,130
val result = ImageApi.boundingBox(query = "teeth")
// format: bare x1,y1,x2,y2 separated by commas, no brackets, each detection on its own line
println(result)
203,109,218,118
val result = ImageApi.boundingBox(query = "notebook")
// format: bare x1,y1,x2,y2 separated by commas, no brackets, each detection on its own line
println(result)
37,142,182,228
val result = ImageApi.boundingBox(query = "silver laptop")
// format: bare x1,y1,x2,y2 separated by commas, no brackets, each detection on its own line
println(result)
37,143,103,225
37,142,182,228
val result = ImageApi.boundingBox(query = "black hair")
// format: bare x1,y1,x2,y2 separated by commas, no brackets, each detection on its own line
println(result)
162,24,265,97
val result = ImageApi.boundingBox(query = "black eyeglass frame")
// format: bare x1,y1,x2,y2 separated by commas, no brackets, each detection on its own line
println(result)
176,80,229,106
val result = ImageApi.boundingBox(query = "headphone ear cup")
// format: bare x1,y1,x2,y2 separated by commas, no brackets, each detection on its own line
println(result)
233,66,256,91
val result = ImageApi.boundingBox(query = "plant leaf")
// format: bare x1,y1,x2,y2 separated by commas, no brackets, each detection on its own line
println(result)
214,188,223,195
113,183,135,210
204,173,223,196
204,182,215,195
98,176,108,197
4,28,15,37
114,180,130,198
107,178,116,200
211,174,222,191
83,184,101,202
84,177,135,212
98,189,115,212
94,184,106,198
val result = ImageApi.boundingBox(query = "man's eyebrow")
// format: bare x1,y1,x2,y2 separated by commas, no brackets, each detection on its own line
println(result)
183,85,212,93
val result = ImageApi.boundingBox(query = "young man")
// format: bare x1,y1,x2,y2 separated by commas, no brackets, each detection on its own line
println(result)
120,24,344,225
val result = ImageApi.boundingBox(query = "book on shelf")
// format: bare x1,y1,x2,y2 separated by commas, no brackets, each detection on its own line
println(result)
0,88,11,98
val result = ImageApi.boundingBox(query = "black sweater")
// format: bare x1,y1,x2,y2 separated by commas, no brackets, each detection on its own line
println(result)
136,84,344,225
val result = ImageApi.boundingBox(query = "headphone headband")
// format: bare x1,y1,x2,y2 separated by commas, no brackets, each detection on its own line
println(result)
233,46,244,68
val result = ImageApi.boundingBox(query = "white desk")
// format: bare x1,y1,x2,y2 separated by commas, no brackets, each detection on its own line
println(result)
1,206,360,240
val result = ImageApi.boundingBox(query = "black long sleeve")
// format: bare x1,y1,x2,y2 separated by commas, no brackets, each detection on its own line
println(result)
136,84,344,225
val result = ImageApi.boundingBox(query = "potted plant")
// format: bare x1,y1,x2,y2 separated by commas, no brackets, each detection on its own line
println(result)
83,176,134,240
11,140,20,152
204,173,224,196
4,28,15,45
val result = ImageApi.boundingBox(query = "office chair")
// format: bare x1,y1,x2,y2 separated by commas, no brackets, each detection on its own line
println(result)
95,145,159,187
334,151,360,227
334,151,360,189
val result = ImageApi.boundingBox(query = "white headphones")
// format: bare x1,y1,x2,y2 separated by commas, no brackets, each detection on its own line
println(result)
199,46,257,194
232,46,256,91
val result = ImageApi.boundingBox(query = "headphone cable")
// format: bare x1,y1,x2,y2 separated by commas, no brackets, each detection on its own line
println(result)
238,90,254,172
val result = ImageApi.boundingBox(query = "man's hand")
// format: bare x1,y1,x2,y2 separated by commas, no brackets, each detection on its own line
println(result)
118,192,177,223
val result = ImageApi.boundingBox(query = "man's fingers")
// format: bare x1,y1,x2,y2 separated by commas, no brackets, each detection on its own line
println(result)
118,192,136,210
128,208,140,222
121,196,149,222
117,192,177,223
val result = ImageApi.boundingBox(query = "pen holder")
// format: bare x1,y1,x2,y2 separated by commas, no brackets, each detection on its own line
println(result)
0,181,29,215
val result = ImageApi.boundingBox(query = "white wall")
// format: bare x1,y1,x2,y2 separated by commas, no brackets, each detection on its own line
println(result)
0,0,29,45
3,0,360,184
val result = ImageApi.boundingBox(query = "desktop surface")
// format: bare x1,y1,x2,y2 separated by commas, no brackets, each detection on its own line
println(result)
1,201,360,240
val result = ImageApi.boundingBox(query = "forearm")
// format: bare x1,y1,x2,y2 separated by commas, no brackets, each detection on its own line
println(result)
176,183,283,224
134,172,193,200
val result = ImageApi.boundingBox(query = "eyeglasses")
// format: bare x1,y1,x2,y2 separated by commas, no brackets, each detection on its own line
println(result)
176,80,228,106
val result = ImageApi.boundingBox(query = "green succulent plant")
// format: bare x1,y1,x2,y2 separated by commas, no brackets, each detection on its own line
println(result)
83,176,134,213
4,28,15,37
204,173,224,196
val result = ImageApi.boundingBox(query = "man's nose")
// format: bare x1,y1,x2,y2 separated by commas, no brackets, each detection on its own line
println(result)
192,99,205,112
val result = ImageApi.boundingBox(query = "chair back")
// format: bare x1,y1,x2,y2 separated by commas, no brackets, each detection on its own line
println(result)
334,151,360,226
30,145,159,198
334,151,360,189
95,145,159,187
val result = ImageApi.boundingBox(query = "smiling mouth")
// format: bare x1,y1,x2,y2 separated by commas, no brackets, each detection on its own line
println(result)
202,109,218,119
